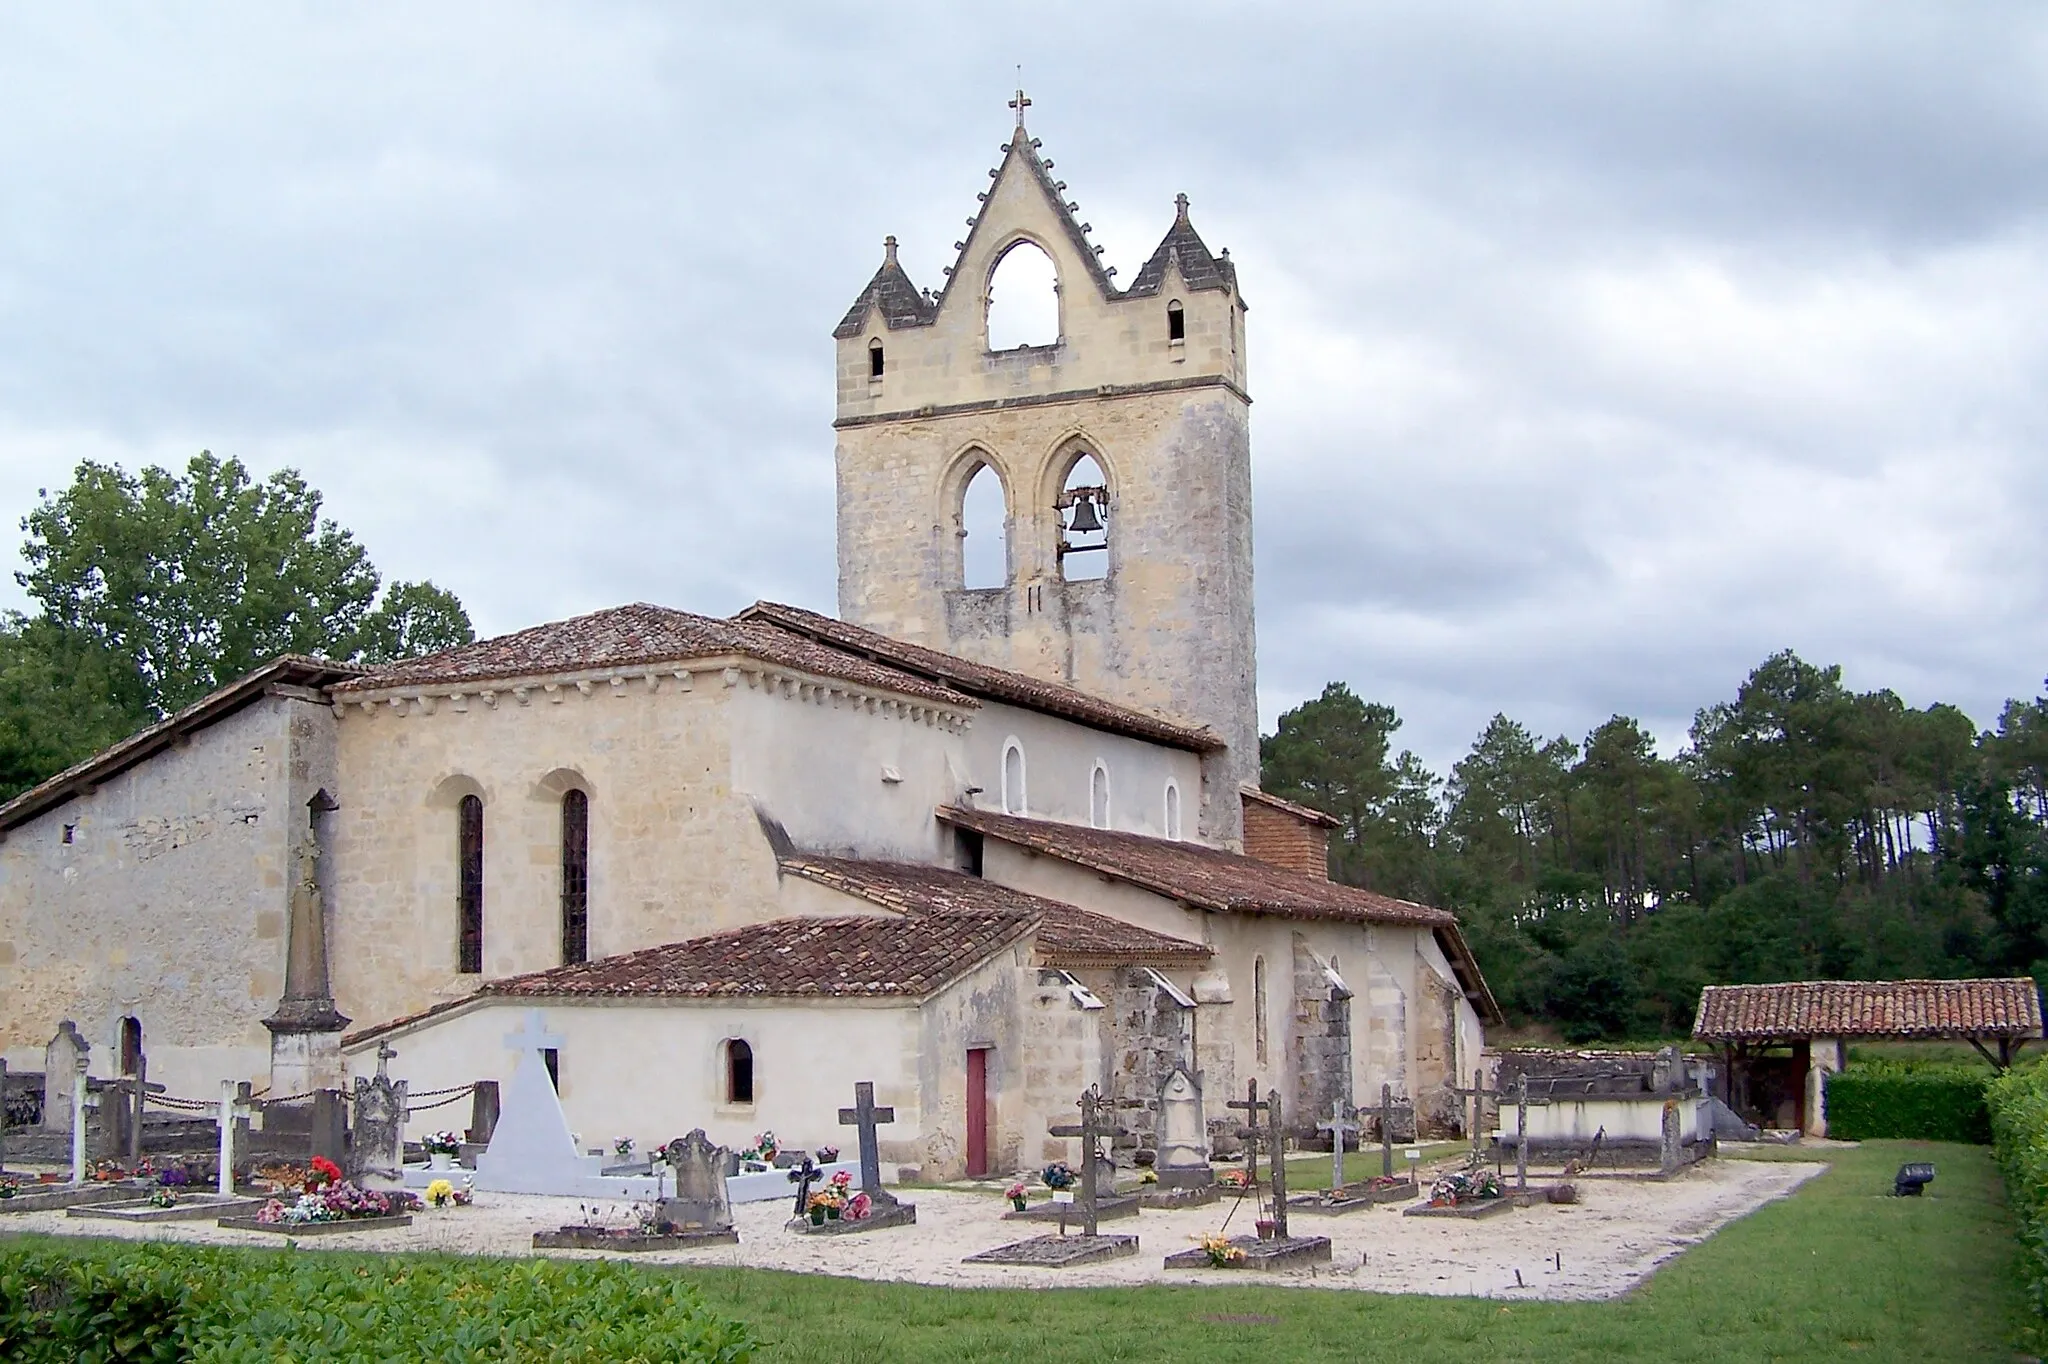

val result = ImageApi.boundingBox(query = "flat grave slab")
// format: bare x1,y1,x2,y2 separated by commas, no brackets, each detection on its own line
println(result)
964,1233,1141,1268
787,1200,917,1235
1289,1178,1417,1215
1163,1234,1333,1271
0,1183,135,1214
69,1195,264,1223
218,1213,416,1236
730,1160,858,1205
1403,1195,1521,1220
533,1226,740,1252
1139,1184,1219,1210
1004,1194,1140,1223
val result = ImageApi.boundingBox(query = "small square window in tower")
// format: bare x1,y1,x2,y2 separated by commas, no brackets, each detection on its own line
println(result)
1056,453,1108,582
868,338,885,378
1167,299,1185,342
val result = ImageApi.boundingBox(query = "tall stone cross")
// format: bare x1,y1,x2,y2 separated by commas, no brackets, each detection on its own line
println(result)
1048,1085,1129,1238
837,1081,895,1199
1225,1080,1268,1191
1377,1083,1400,1179
1225,1081,1292,1239
1009,87,1031,126
1317,1098,1359,1195
1448,1068,1495,1161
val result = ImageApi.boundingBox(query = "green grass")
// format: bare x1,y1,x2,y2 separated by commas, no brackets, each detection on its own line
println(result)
678,1142,2029,1363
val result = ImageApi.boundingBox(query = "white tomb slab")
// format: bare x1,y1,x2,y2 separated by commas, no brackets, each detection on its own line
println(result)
470,1011,663,1199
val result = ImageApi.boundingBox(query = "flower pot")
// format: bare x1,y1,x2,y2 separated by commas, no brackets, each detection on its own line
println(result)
826,1206,841,1220
428,1153,456,1171
1255,1219,1277,1240
1011,1197,1028,1212
810,1206,826,1225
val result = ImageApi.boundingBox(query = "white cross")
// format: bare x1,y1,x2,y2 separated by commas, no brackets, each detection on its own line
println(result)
504,1009,563,1057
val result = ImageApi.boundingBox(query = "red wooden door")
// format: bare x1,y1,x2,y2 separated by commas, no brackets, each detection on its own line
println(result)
966,1048,990,1177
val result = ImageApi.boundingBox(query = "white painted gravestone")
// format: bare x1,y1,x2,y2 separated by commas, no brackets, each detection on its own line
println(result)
470,1010,662,1198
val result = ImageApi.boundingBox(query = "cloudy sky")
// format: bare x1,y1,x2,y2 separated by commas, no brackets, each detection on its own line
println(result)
2,3,2044,774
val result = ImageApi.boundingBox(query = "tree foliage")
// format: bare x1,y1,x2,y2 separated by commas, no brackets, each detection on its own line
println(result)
1263,652,2048,1040
0,453,475,798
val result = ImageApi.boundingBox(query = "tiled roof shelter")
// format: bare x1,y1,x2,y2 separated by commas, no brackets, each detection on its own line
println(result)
1693,979,2043,1043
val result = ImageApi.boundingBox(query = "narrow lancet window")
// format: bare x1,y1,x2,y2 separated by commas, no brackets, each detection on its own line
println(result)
868,338,885,378
1167,299,1185,342
457,794,484,974
961,461,1008,588
1090,764,1110,829
560,789,589,965
1002,741,1026,815
726,1039,754,1104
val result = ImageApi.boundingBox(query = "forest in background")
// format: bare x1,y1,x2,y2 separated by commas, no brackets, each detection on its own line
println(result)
1260,654,2048,1041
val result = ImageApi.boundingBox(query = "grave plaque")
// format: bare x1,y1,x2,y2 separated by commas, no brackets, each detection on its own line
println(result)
1153,1067,1213,1191
655,1129,735,1235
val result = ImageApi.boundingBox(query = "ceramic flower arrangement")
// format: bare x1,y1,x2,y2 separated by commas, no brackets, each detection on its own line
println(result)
424,1177,475,1209
422,1130,463,1157
1005,1180,1029,1211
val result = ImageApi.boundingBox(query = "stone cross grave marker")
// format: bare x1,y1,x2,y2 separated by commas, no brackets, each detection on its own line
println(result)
71,1056,91,1184
837,1081,896,1200
216,1080,253,1197
1447,1068,1495,1163
786,1155,820,1218
1375,1083,1412,1178
1048,1085,1132,1238
1317,1098,1360,1194
1515,1075,1531,1191
1226,1081,1295,1239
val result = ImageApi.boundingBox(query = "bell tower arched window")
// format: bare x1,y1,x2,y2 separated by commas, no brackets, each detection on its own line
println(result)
961,462,1008,589
986,240,1060,349
1057,452,1108,582
457,794,484,974
560,789,589,966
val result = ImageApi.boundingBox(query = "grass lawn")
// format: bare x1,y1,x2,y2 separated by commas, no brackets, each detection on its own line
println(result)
676,1141,2030,1363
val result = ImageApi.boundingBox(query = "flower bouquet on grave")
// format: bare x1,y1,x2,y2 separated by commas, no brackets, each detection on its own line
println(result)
739,1130,779,1171
423,1130,463,1167
613,1137,636,1160
305,1155,343,1192
1197,1234,1246,1268
1218,1168,1254,1193
146,1188,180,1209
807,1186,847,1225
0,1177,18,1201
1427,1168,1503,1208
847,1191,872,1222
424,1177,474,1209
87,1158,127,1183
1005,1180,1029,1212
157,1165,192,1188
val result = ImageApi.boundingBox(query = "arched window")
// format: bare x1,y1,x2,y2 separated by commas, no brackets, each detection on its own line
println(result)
1090,763,1110,829
119,1017,142,1076
961,462,1008,589
1167,299,1185,343
1057,452,1108,582
560,789,589,966
986,240,1059,349
1253,956,1268,1065
868,337,885,378
724,1039,754,1105
457,794,484,974
1164,781,1182,840
1002,740,1026,815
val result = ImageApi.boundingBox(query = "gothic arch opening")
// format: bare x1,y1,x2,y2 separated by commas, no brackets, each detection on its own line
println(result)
1057,451,1109,582
961,461,1008,589
986,240,1059,350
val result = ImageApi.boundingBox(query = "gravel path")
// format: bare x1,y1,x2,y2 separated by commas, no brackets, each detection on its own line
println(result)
0,1157,1824,1301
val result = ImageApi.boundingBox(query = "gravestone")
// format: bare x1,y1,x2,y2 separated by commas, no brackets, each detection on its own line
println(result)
654,1129,735,1235
1046,1086,1140,1233
467,1080,500,1145
1660,1098,1682,1175
803,1080,915,1232
471,1010,660,1198
1172,1081,1332,1270
41,1023,87,1135
349,1043,407,1187
1152,1067,1213,1191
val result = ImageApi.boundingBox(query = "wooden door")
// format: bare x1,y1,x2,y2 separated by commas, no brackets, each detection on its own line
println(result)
966,1048,990,1177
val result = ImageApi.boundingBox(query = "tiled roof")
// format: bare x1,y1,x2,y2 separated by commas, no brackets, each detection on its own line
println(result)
330,603,972,708
734,601,1223,752
1241,785,1341,829
482,910,1034,1002
0,655,366,834
781,854,1210,965
1693,979,2045,1040
938,806,1453,928
832,245,939,340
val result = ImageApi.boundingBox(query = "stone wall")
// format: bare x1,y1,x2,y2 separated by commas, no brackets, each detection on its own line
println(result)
0,693,328,1100
1287,934,1352,1138
1100,966,1194,1154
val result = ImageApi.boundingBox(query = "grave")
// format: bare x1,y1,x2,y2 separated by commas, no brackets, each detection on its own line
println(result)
535,1129,740,1250
0,1183,134,1214
1005,1086,1140,1226
350,1043,407,1188
68,1194,264,1223
1168,1082,1330,1272
972,1085,1141,1265
219,1212,415,1236
787,1081,915,1234
1152,1067,1214,1191
469,1011,662,1198
39,1023,86,1137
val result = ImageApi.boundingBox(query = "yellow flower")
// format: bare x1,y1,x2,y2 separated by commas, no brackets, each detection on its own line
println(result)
425,1179,456,1207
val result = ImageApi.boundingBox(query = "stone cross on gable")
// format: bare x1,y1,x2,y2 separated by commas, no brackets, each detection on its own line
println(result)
1009,88,1031,126
1048,1085,1131,1239
1317,1098,1360,1195
837,1081,895,1198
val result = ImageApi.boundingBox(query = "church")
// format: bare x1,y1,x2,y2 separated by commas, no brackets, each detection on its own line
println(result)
0,103,1498,1178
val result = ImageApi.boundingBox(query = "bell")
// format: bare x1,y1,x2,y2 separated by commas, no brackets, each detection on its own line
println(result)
1067,493,1103,535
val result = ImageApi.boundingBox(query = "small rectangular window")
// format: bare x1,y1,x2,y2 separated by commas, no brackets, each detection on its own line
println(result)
869,340,885,378
1167,301,1185,342
61,824,75,844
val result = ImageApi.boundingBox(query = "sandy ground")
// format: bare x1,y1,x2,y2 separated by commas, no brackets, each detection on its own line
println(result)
0,1158,1824,1301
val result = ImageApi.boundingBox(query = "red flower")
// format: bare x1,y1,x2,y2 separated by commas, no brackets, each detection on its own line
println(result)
308,1156,343,1187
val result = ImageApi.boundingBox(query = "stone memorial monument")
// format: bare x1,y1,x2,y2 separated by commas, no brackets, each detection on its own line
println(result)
1153,1067,1213,1190
470,1010,660,1198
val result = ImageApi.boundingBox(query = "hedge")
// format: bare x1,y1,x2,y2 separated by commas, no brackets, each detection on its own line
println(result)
0,1239,756,1363
1824,1062,1992,1143
1990,1063,2048,1325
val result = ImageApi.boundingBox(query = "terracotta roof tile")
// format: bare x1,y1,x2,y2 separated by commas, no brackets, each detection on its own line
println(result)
481,910,1034,1002
939,806,1453,928
734,601,1224,752
1692,979,2045,1040
330,603,971,707
781,855,1210,965
1240,785,1341,829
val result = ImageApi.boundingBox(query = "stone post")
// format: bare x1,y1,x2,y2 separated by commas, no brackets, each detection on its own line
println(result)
127,1052,147,1170
0,1057,8,1175
311,1089,346,1166
70,1058,89,1183
217,1081,237,1198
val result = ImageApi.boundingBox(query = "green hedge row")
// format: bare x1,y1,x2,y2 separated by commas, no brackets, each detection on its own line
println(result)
0,1238,756,1363
1990,1064,2048,1324
1825,1062,1993,1143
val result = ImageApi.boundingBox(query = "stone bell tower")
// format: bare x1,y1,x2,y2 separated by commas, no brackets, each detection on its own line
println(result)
831,95,1258,840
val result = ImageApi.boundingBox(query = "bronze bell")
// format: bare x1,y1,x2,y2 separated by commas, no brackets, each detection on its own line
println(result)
1067,493,1103,535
